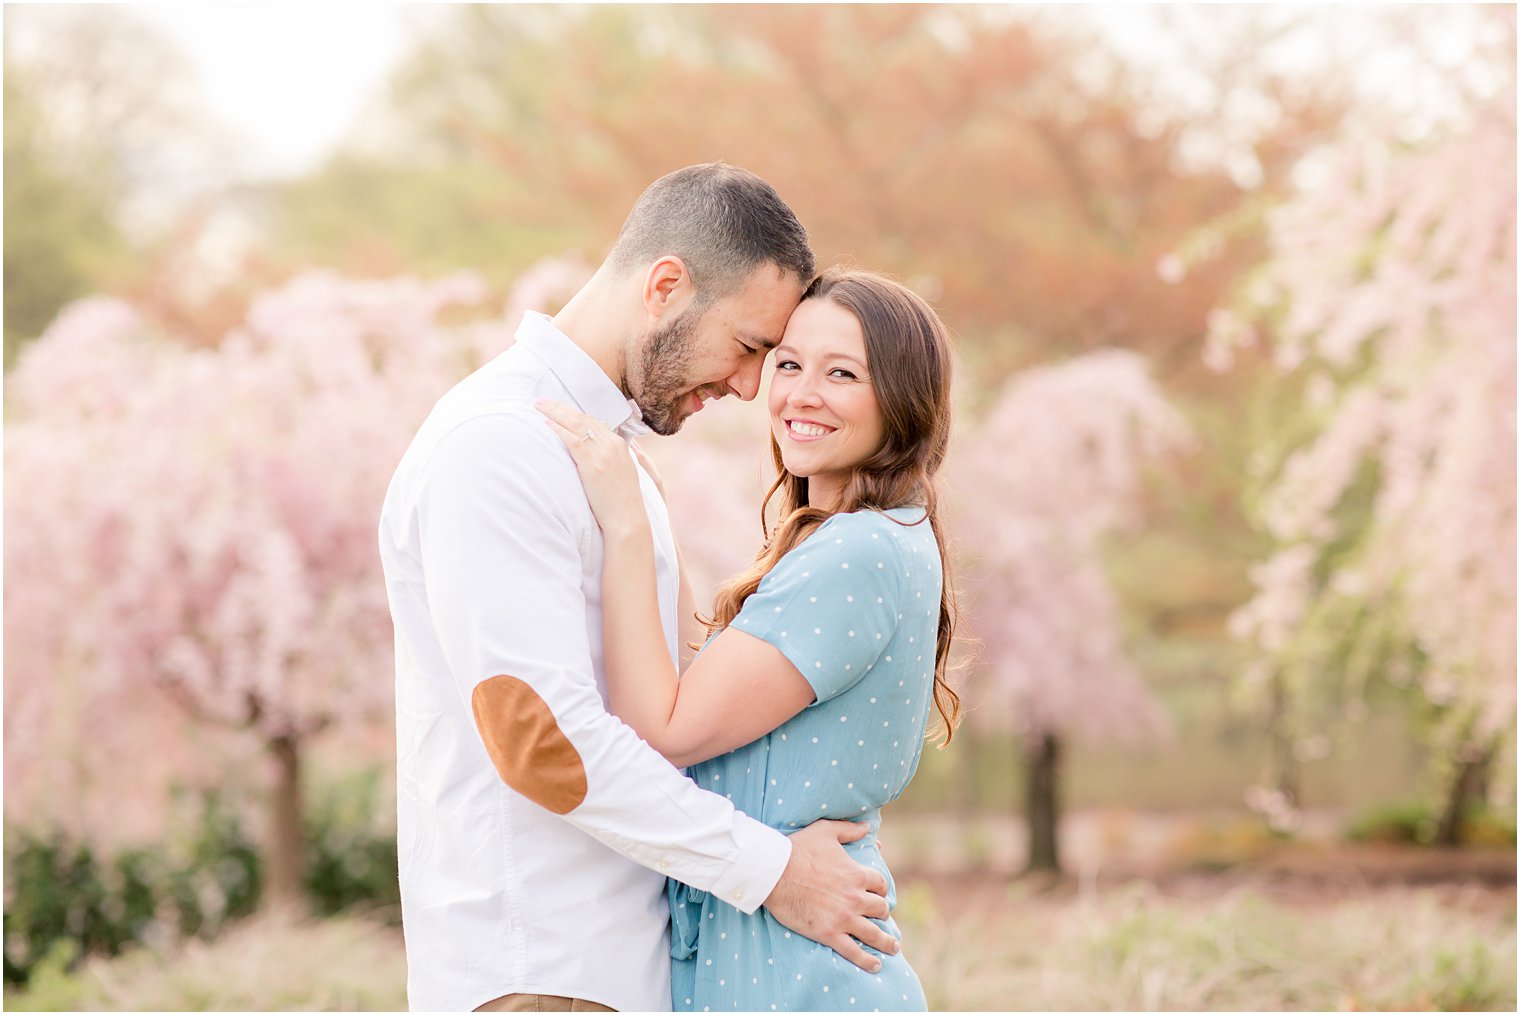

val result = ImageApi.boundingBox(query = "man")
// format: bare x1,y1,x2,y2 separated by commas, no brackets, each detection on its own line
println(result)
379,164,897,1013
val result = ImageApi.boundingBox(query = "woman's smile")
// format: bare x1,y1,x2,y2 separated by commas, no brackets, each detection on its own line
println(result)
783,417,837,440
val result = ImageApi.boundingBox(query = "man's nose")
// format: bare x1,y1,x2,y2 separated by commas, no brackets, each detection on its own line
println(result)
726,356,765,401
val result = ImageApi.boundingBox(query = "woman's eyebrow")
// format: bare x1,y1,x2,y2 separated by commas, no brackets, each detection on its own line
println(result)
774,344,867,370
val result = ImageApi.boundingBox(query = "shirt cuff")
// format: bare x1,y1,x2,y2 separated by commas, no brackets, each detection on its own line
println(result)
707,812,790,915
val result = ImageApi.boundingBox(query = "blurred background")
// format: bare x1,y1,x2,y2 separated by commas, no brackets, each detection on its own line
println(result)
3,4,1515,1010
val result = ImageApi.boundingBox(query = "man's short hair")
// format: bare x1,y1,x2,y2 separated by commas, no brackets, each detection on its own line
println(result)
607,163,815,305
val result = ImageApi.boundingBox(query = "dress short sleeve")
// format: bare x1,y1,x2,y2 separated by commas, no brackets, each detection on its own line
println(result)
730,511,904,704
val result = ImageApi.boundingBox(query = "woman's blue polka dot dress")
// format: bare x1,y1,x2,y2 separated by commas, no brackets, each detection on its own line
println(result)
669,506,940,1012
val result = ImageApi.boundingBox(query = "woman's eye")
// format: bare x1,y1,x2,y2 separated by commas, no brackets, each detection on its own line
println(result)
776,360,800,371
830,369,858,380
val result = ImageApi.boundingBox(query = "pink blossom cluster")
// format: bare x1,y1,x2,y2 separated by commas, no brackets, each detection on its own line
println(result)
947,350,1194,745
4,264,588,843
1221,73,1517,748
6,250,1184,841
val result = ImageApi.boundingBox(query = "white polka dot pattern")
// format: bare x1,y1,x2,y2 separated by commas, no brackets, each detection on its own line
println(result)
670,506,937,1012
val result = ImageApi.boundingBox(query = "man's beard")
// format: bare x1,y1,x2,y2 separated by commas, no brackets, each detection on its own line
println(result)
630,306,703,436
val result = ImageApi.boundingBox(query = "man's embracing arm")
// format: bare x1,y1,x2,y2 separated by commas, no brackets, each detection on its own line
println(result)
416,410,786,909
415,410,897,970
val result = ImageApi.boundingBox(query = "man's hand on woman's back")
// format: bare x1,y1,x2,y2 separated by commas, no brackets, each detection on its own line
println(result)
763,819,899,973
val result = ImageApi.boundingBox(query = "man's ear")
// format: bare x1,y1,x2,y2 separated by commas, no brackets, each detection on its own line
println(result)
642,255,693,320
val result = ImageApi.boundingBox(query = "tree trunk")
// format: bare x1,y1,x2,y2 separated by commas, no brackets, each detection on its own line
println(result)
1471,749,1493,804
958,721,981,818
1268,671,1299,808
1025,730,1061,875
1435,740,1495,847
264,734,306,910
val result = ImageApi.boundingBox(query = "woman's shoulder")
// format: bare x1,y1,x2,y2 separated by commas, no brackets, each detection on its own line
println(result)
797,505,933,561
823,504,929,536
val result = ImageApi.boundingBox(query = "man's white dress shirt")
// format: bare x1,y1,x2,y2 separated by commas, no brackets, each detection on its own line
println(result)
379,312,791,1012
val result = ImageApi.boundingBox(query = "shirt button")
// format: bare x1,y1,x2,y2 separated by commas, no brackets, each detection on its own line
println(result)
732,888,745,902
658,858,671,870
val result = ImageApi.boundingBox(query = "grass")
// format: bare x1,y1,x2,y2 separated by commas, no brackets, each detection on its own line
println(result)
6,909,406,1012
7,873,1513,1011
893,877,1516,1011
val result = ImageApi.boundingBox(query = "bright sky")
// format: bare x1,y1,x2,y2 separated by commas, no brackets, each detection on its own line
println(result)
133,3,413,179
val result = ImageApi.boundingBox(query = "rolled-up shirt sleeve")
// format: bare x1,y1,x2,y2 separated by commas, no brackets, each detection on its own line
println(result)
414,410,789,912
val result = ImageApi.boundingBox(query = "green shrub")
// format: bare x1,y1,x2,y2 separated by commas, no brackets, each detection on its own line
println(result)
302,770,399,921
1347,800,1517,846
4,792,260,986
4,773,398,987
1347,799,1440,844
1463,805,1519,846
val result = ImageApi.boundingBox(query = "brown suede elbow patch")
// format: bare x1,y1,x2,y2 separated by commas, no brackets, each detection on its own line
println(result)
471,675,588,814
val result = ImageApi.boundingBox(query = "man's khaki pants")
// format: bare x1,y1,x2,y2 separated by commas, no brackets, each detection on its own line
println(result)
474,994,616,1012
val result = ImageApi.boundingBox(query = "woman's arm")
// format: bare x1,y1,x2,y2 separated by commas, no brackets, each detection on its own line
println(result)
628,440,705,673
540,400,815,766
672,542,705,674
600,525,816,766
651,626,818,767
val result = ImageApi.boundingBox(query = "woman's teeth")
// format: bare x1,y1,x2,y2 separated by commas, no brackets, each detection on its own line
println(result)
788,421,832,437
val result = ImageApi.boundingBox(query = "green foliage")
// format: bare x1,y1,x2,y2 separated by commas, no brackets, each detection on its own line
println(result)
4,774,399,988
1347,800,1517,847
1418,942,1506,1012
1347,799,1442,845
2,66,128,369
6,939,85,1013
3,794,260,986
271,156,569,284
302,770,400,921
898,693,1428,815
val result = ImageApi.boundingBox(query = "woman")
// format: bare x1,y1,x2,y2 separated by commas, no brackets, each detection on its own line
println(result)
540,267,959,1012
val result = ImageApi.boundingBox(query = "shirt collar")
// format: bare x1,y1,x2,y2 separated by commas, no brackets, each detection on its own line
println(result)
514,311,651,437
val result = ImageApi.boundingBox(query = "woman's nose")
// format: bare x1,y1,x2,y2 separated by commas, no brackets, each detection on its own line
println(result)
787,373,822,407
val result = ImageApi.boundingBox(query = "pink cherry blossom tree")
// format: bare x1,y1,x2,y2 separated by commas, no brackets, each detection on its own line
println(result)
1213,15,1515,842
950,350,1193,872
4,260,589,904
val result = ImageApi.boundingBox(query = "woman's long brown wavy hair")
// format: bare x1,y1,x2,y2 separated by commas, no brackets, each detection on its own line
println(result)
701,267,963,745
